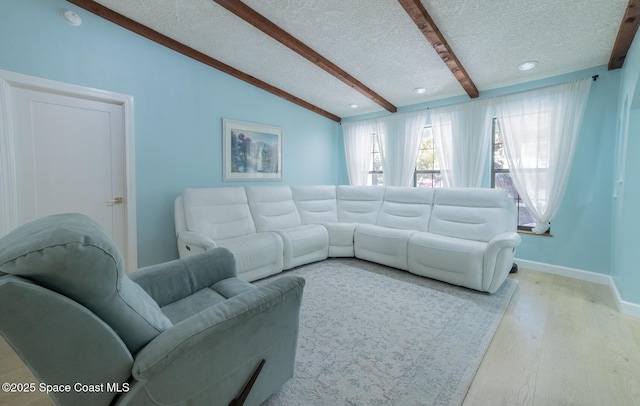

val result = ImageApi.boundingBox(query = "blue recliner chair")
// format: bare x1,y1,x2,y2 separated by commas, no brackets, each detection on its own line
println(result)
0,213,305,406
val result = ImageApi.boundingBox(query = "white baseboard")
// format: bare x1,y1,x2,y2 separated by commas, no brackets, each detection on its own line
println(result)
514,258,640,319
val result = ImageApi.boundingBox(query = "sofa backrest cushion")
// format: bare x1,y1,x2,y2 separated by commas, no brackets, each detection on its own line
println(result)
246,186,301,231
183,187,256,240
0,213,172,354
337,186,385,224
291,185,338,224
376,187,435,231
429,188,516,242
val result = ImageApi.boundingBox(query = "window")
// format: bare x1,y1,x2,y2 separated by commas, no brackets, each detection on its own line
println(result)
491,118,546,233
414,127,442,188
368,133,383,186
368,127,442,187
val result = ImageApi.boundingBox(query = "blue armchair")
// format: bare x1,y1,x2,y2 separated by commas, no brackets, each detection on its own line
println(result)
0,213,304,406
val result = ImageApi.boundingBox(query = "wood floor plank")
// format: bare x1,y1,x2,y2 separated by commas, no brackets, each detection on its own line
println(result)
462,270,548,406
1,268,640,406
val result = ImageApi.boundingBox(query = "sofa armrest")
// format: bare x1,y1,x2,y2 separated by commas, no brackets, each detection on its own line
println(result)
487,231,521,250
483,232,521,293
177,231,217,258
131,248,237,307
130,274,305,405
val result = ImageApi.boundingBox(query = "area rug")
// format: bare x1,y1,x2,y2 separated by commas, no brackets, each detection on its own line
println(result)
257,258,517,406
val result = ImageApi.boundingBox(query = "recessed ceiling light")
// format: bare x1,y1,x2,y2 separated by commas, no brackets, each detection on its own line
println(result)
517,60,538,71
348,103,359,109
62,10,82,26
414,87,427,94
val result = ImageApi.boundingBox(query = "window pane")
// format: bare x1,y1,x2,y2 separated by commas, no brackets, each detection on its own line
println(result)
416,172,442,188
372,173,383,186
517,202,535,229
369,133,383,185
494,172,535,228
370,135,382,172
416,128,439,171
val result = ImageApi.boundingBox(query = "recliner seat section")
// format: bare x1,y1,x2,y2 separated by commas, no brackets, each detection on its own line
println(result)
291,185,354,258
175,185,521,293
175,187,284,281
245,186,329,270
354,187,435,271
407,188,521,293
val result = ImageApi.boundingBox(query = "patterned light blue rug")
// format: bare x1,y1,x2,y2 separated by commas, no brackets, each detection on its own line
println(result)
258,258,517,406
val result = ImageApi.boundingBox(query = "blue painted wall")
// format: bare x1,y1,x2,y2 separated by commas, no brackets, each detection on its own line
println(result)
0,0,342,266
612,29,640,305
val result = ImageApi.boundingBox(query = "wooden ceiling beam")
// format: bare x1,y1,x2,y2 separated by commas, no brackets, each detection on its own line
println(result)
212,0,398,113
609,0,640,70
397,0,479,98
66,0,341,122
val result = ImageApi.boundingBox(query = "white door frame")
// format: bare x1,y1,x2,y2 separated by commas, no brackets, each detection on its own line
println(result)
0,69,138,270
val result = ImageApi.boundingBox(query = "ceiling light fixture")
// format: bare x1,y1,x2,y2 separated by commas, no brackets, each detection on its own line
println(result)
517,60,538,71
348,103,359,109
62,9,82,26
413,87,427,94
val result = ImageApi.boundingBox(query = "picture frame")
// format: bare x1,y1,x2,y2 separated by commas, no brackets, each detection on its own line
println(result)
222,118,283,181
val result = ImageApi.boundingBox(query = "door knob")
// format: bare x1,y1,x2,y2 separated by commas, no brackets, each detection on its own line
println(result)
107,197,124,205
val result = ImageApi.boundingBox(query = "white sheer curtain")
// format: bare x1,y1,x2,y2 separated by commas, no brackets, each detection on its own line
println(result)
342,119,377,185
430,98,493,187
494,78,592,234
376,110,428,186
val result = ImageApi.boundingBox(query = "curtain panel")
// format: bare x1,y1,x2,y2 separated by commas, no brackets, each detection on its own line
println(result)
376,110,428,187
494,78,592,234
430,98,493,188
342,119,377,185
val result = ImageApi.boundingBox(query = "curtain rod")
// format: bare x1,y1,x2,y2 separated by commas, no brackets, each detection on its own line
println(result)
341,75,599,124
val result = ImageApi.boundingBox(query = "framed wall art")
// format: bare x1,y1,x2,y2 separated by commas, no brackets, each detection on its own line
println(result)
222,119,283,181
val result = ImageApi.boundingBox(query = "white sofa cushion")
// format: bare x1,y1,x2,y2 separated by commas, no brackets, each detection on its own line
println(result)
337,186,385,224
246,186,301,232
354,224,415,271
407,232,485,291
428,188,515,242
376,187,435,231
182,187,256,240
292,185,356,257
276,225,329,270
322,223,357,257
291,185,338,224
215,232,284,282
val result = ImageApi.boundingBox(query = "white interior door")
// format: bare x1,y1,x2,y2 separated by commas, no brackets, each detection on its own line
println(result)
0,71,137,269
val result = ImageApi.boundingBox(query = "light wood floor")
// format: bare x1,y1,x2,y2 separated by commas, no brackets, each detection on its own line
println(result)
1,268,639,406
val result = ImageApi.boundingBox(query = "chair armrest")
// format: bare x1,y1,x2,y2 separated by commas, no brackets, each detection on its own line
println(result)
131,275,305,405
131,248,237,307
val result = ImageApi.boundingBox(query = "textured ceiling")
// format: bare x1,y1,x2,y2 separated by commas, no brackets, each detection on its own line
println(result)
92,0,628,119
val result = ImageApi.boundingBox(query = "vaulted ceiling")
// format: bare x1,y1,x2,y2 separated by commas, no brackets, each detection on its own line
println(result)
69,0,638,122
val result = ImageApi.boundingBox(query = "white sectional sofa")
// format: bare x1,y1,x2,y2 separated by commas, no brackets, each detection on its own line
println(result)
174,185,521,293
